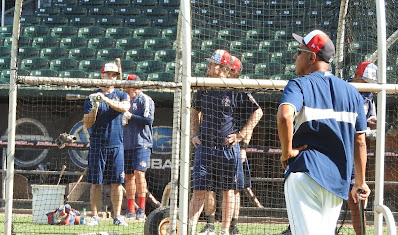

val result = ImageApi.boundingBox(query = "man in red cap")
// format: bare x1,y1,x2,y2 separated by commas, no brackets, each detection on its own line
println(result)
122,74,155,221
189,50,262,235
277,30,370,234
83,62,130,226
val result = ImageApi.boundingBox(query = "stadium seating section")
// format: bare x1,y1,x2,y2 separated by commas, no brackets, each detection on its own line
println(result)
0,0,392,82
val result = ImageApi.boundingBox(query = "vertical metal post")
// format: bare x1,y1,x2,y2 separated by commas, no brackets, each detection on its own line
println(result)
335,0,349,78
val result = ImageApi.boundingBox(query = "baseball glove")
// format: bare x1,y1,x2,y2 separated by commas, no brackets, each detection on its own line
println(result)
55,133,77,149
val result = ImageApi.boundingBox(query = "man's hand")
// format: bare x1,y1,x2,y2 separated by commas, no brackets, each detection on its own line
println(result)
240,149,247,163
351,183,371,208
280,145,308,170
122,112,132,126
191,135,201,148
224,132,243,147
89,94,100,109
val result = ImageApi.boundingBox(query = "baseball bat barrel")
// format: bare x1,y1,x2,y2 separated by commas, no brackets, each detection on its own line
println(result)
66,168,88,200
66,94,89,100
57,165,66,186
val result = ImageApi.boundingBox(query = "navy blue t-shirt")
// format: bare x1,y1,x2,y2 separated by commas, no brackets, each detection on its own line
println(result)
84,89,129,147
280,71,367,200
193,90,260,145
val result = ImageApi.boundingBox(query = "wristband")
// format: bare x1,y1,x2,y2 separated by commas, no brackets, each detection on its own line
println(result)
240,142,248,149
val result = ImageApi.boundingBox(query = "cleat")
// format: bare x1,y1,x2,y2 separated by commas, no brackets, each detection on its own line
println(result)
87,216,100,226
197,223,215,235
113,215,128,226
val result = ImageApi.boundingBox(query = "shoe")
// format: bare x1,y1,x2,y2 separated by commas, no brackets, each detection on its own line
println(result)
136,208,146,221
229,226,242,235
197,223,215,235
87,216,100,226
113,215,128,226
124,210,136,219
218,231,229,235
280,227,291,235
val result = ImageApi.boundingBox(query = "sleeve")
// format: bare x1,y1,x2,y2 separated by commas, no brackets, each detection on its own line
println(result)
121,90,129,102
355,94,368,132
192,91,202,112
83,98,92,114
280,80,303,114
368,98,377,121
130,95,155,125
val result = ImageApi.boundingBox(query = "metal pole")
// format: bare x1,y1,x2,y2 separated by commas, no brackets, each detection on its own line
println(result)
374,0,388,234
5,0,22,234
1,0,5,27
335,0,350,78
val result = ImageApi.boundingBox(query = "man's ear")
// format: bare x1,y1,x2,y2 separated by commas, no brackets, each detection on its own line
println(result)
309,52,317,64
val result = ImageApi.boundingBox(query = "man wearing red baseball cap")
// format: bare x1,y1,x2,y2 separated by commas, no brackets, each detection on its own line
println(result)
277,30,370,234
123,74,155,221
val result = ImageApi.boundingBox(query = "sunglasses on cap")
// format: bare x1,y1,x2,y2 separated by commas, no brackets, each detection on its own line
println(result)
296,47,313,56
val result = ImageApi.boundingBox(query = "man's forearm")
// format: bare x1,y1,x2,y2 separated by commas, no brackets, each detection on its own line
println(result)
241,107,263,143
105,100,130,113
277,105,295,156
83,109,98,129
191,109,201,137
353,133,367,184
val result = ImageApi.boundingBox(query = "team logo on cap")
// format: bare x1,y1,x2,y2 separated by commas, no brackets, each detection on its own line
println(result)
206,49,231,65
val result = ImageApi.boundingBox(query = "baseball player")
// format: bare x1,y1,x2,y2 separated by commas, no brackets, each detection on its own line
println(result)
83,63,130,226
277,30,370,234
197,56,263,235
123,74,155,221
189,49,262,235
346,62,378,235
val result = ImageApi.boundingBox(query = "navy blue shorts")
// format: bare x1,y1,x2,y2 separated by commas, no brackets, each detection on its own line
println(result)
192,144,244,191
241,159,252,189
124,148,151,174
87,145,125,185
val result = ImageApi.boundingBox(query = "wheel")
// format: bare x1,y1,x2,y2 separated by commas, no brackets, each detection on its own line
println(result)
144,207,178,235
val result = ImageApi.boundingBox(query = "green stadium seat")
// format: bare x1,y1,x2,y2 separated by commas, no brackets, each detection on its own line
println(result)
59,70,89,78
144,38,173,50
40,47,69,59
191,49,212,63
79,0,104,7
115,7,142,18
88,71,101,78
0,47,10,57
136,60,166,73
17,68,30,76
42,16,69,26
346,52,364,66
69,16,96,27
218,29,246,41
246,28,275,41
230,39,259,53
284,64,296,74
62,6,87,16
241,51,271,64
69,47,97,60
152,17,178,28
194,62,208,76
97,48,125,60
165,62,175,73
147,72,174,81
78,26,106,38
239,0,265,7
32,36,60,48
50,58,79,71
270,74,292,80
3,37,32,47
88,37,116,49
105,0,131,7
60,37,89,49
31,69,59,77
97,17,124,27
51,26,79,37
259,40,287,52
35,7,61,16
23,25,51,37
133,27,161,39
53,0,78,6
131,0,157,7
21,57,50,70
88,7,115,17
0,38,4,46
143,8,168,17
121,60,137,71
348,41,377,54
21,15,42,26
154,49,176,62
274,29,295,40
192,28,217,40
201,39,229,51
161,27,177,40
125,18,152,28
18,47,41,58
116,38,144,50
0,57,10,69
159,0,179,7
105,27,133,39
287,41,300,51
165,7,179,18
0,25,13,37
79,59,107,72
255,62,285,76
126,48,154,61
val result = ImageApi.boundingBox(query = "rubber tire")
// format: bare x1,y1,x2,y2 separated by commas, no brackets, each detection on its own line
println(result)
144,207,176,235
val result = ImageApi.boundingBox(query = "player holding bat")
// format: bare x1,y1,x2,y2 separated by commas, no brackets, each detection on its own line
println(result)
277,30,370,235
83,63,130,226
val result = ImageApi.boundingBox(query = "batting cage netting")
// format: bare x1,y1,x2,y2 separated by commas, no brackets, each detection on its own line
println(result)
1,0,398,234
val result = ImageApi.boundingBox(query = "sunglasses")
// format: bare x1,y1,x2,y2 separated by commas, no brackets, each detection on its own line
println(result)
296,47,314,56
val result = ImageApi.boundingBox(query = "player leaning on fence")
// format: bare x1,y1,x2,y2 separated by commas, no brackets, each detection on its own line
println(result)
277,30,370,235
189,49,263,235
82,63,130,226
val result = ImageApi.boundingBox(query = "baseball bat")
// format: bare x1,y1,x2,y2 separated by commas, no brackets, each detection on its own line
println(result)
115,58,122,80
245,187,264,208
57,165,66,186
66,168,88,200
358,189,366,235
66,94,89,100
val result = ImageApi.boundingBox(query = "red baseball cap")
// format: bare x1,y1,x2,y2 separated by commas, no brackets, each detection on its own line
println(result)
356,62,378,83
127,74,141,81
206,49,231,66
292,30,335,63
230,56,243,72
101,63,119,74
